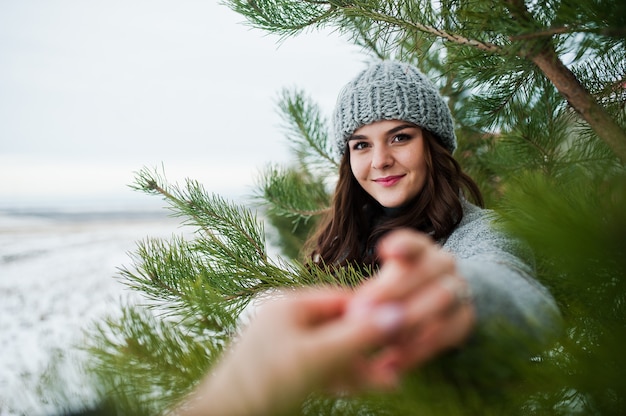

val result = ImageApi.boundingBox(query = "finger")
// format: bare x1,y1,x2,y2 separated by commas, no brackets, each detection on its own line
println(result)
377,228,432,264
312,302,406,353
298,302,406,390
377,229,456,283
352,259,414,305
414,249,456,283
352,247,455,309
393,303,476,371
274,287,352,327
401,274,473,330
290,303,405,396
346,350,403,392
438,274,473,315
364,274,474,372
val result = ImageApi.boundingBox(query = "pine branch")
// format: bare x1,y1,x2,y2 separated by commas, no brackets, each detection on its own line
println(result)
133,167,267,262
227,0,339,35
253,90,337,257
228,0,626,161
86,305,218,415
531,43,626,165
278,89,338,173
360,2,626,163
344,6,502,53
504,0,626,162
348,16,388,60
510,25,626,41
85,166,373,413
256,165,330,218
509,25,573,40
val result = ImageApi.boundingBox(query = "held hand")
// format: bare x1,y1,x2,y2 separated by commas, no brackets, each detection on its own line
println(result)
351,229,476,371
182,288,405,416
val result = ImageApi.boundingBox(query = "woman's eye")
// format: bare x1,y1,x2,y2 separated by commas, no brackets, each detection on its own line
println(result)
392,133,411,143
351,141,369,150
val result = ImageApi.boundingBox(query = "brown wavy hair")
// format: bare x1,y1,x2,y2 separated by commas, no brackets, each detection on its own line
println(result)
304,129,483,270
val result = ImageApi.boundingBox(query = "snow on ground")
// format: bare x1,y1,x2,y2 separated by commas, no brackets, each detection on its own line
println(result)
0,208,184,415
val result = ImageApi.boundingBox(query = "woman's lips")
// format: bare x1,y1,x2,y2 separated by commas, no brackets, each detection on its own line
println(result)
373,175,404,187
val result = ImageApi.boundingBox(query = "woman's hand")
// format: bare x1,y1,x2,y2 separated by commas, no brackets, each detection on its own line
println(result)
350,229,476,372
180,288,405,416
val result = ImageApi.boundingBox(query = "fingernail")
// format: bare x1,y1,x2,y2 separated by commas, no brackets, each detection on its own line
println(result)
372,304,404,332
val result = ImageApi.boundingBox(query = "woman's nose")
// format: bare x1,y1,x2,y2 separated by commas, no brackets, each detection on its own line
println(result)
371,146,393,169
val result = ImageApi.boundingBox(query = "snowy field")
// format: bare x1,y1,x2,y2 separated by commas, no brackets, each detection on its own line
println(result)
0,205,186,415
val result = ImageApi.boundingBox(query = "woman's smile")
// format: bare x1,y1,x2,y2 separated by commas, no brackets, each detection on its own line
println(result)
373,174,405,187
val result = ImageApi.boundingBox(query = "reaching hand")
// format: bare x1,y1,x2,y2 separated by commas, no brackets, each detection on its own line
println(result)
177,230,476,416
350,228,476,372
180,288,405,416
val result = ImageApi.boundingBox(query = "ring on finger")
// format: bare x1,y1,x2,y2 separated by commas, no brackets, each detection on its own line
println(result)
440,274,473,310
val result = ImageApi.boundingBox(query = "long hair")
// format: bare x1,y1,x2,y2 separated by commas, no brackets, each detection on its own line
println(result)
304,130,483,270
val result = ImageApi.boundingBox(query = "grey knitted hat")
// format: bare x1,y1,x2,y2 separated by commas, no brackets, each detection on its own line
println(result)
333,60,457,155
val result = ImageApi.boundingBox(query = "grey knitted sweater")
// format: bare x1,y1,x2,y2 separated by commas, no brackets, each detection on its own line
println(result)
442,200,561,340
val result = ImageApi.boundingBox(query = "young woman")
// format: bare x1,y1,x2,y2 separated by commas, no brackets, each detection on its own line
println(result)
305,60,561,372
176,61,561,416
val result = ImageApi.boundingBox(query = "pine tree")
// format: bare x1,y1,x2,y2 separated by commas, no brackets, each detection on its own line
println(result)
82,1,626,415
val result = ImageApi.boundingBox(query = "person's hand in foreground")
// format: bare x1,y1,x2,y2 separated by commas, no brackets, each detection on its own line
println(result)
351,229,476,372
178,288,405,416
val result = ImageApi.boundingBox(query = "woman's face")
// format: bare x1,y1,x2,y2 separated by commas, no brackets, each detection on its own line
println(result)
348,120,427,208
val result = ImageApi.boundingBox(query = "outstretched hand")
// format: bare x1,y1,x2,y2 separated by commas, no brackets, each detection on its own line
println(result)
178,229,476,416
180,288,406,416
350,228,476,372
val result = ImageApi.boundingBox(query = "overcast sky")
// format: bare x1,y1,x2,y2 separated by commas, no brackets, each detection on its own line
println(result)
0,0,368,208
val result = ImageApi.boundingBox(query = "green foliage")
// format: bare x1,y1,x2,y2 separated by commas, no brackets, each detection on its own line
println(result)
255,165,326,259
253,89,336,259
227,0,626,160
223,0,626,414
495,170,626,415
82,1,626,414
84,167,369,414
276,88,338,176
87,306,217,415
85,166,553,415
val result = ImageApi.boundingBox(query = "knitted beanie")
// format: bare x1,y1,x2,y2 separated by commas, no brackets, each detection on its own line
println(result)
333,60,457,155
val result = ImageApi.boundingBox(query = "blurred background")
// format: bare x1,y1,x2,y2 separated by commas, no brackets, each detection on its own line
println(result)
0,0,366,208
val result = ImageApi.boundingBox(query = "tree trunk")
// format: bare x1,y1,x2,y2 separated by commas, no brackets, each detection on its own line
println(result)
531,47,626,162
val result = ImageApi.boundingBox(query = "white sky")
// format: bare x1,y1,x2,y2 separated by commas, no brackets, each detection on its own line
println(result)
0,0,368,208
